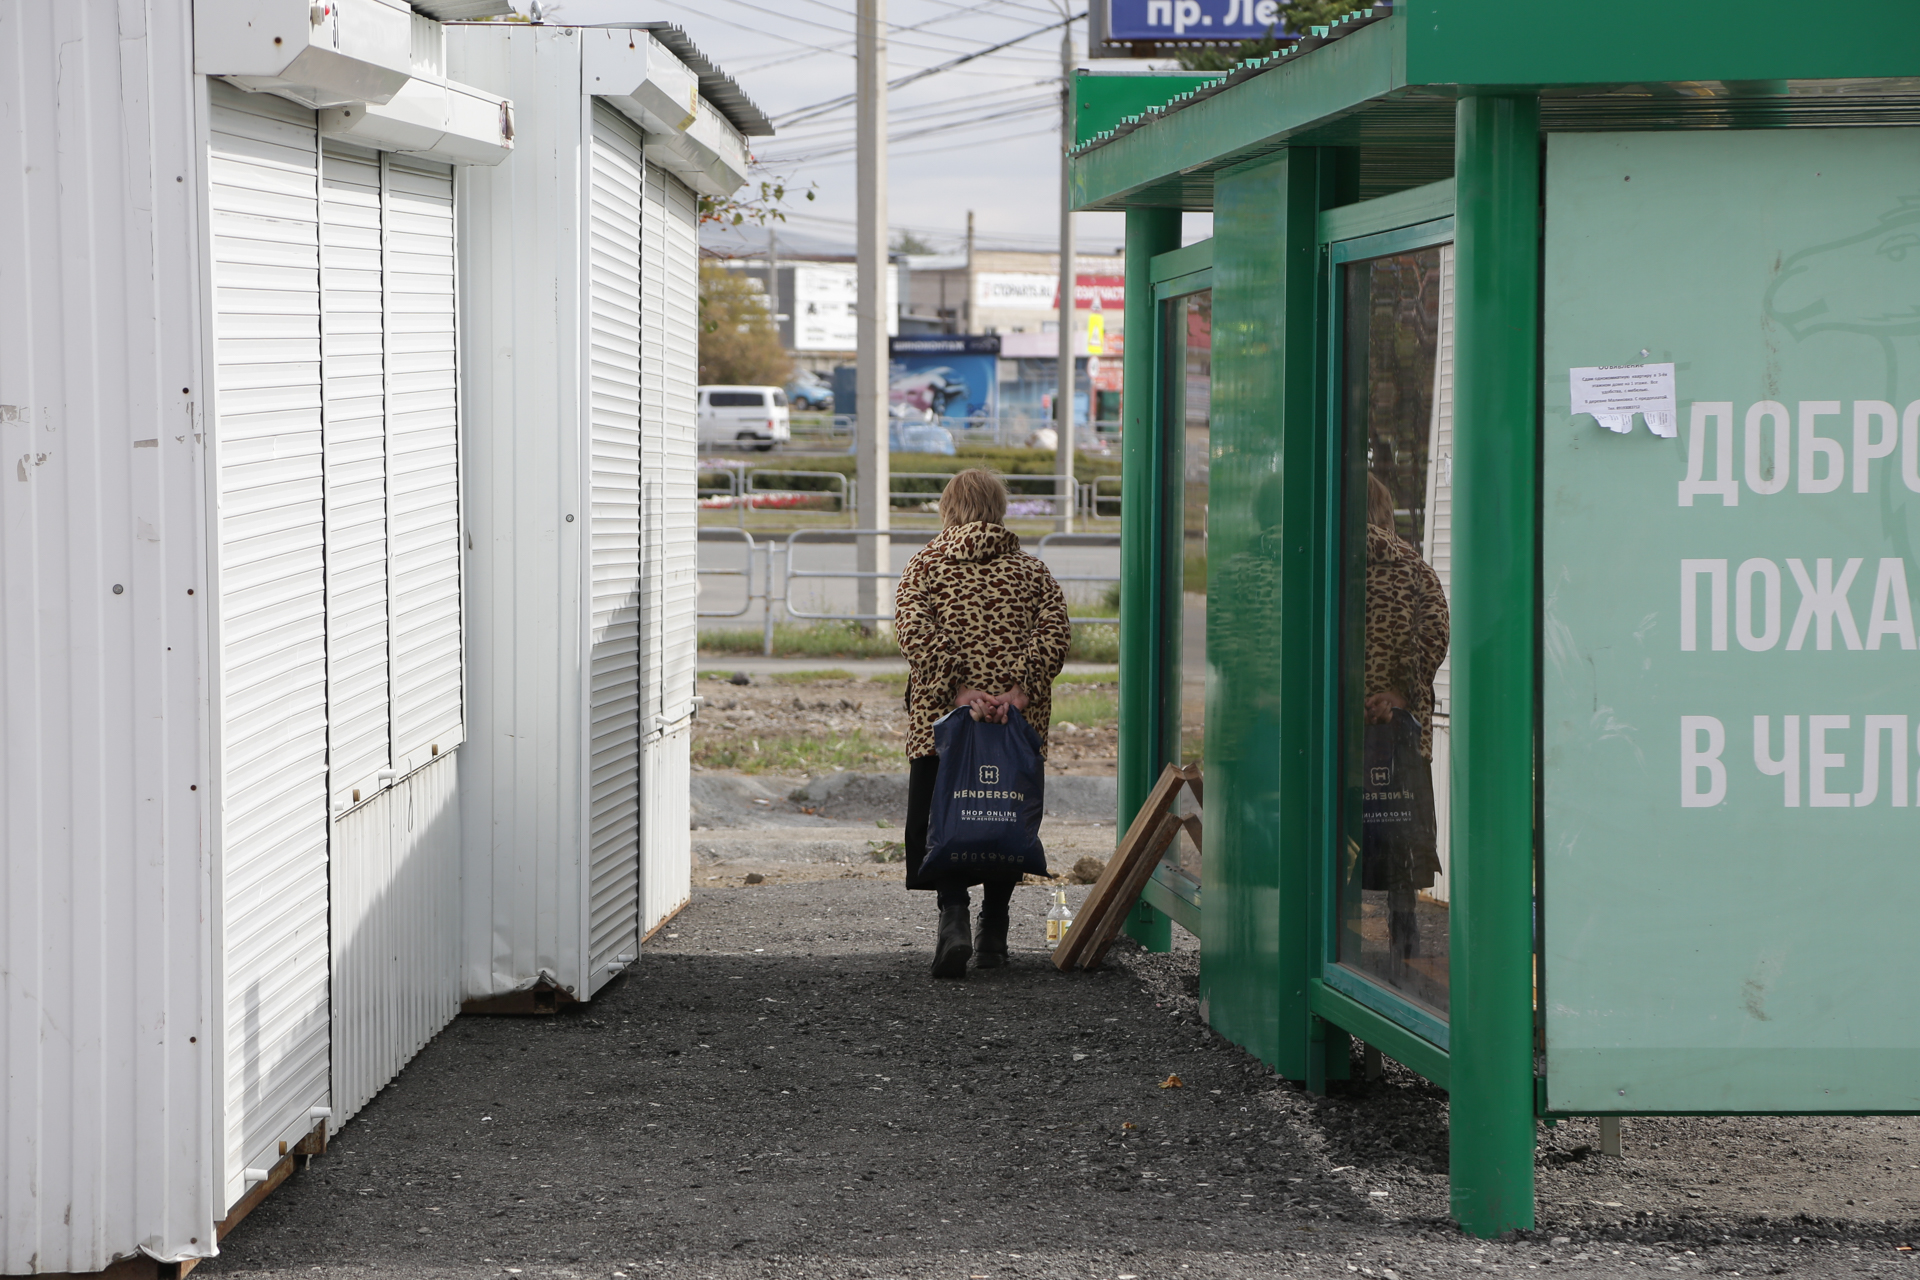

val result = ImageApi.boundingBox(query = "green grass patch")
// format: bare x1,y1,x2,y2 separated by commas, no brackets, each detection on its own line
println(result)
1054,669,1119,685
691,728,896,774
1052,688,1119,728
700,622,901,660
1068,624,1119,664
864,671,909,688
766,668,854,684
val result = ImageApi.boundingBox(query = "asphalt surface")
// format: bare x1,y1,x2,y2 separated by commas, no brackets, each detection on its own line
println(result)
205,878,1920,1280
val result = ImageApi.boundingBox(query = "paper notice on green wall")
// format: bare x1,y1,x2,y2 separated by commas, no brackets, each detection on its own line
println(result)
1542,128,1920,1115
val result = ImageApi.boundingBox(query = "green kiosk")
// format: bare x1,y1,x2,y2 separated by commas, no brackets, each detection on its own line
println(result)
1079,2,1920,1237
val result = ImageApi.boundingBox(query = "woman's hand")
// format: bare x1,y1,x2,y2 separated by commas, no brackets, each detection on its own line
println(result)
994,684,1031,715
1365,689,1409,724
954,687,1003,722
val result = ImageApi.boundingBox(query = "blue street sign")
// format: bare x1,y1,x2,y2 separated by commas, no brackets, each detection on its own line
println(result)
1108,0,1282,40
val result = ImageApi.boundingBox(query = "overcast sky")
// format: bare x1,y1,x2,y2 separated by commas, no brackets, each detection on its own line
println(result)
533,0,1210,259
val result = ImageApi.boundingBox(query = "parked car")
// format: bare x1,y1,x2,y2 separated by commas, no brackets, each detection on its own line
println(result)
890,419,957,456
699,385,791,450
785,375,833,412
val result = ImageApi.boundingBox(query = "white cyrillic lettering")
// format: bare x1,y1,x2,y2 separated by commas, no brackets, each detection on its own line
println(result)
1744,401,1791,495
1754,715,1800,807
1866,557,1918,651
1808,714,1851,807
1856,715,1909,807
1904,400,1920,494
1853,400,1898,493
1785,557,1864,651
1254,0,1278,21
1736,558,1781,651
1680,559,1728,651
1222,0,1241,23
1798,401,1844,493
1681,716,1726,808
1679,402,1738,507
1173,0,1201,32
1146,0,1172,24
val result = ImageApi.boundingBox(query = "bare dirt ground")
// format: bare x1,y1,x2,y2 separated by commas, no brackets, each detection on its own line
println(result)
202,879,1920,1280
694,672,1121,775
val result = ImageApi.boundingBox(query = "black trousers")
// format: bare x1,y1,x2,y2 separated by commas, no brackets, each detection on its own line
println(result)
905,753,1019,913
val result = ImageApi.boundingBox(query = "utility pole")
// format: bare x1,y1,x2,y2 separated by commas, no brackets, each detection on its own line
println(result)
1054,16,1077,533
856,0,891,627
964,208,975,334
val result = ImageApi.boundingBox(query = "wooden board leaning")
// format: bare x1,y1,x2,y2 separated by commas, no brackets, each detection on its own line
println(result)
1053,762,1200,971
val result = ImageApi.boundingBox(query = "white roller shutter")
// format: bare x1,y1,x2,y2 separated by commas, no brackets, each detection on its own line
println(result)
208,81,332,1207
321,140,392,811
658,172,701,730
639,163,668,732
386,155,465,774
637,167,699,936
586,103,646,983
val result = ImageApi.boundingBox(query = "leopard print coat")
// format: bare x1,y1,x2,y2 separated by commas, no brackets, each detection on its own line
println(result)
1364,524,1450,759
894,520,1072,760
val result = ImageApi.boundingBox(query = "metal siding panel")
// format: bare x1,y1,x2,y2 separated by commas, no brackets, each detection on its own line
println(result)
445,26,588,1000
209,81,333,1214
586,103,644,982
387,154,465,774
0,2,217,1269
323,141,394,810
329,753,462,1124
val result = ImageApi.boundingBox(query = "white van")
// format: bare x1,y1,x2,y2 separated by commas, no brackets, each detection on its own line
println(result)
699,385,791,450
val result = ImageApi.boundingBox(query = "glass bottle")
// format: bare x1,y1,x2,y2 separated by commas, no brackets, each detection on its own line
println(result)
1045,889,1074,950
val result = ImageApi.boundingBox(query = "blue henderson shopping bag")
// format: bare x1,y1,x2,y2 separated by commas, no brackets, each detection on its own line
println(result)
921,705,1048,881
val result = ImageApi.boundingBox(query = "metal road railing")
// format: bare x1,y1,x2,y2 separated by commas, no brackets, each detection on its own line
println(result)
695,528,756,620
1089,474,1123,521
783,528,894,623
746,469,850,522
1035,532,1122,628
888,471,1078,521
697,528,1122,652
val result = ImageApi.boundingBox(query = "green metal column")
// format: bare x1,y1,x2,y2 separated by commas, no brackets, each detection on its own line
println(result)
1119,206,1181,950
1202,150,1323,1077
1448,92,1541,1238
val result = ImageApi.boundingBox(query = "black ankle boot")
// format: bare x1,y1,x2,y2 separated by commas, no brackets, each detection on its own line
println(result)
931,904,972,978
974,905,1010,969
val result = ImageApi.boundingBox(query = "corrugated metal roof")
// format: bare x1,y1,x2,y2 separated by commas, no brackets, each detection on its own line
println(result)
410,0,516,18
1071,2,1390,157
628,22,776,137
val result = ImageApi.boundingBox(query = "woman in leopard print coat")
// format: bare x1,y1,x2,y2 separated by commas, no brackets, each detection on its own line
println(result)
894,469,1072,978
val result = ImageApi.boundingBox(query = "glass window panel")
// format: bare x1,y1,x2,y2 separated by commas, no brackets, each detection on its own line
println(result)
1157,291,1210,888
1335,246,1453,1018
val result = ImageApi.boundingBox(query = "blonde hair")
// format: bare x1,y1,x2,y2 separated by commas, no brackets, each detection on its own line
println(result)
939,468,1009,527
1367,473,1397,533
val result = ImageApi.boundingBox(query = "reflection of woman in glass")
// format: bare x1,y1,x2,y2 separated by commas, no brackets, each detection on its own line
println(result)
1363,474,1450,963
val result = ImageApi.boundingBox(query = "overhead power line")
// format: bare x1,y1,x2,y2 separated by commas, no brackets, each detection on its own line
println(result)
771,10,1083,128
696,0,1060,61
770,85,1059,145
762,100,1060,163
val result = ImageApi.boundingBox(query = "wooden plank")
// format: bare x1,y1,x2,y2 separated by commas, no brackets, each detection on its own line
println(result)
1075,811,1183,970
1054,762,1197,970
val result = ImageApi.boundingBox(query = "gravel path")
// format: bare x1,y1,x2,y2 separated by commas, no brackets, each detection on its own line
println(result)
204,879,1920,1280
